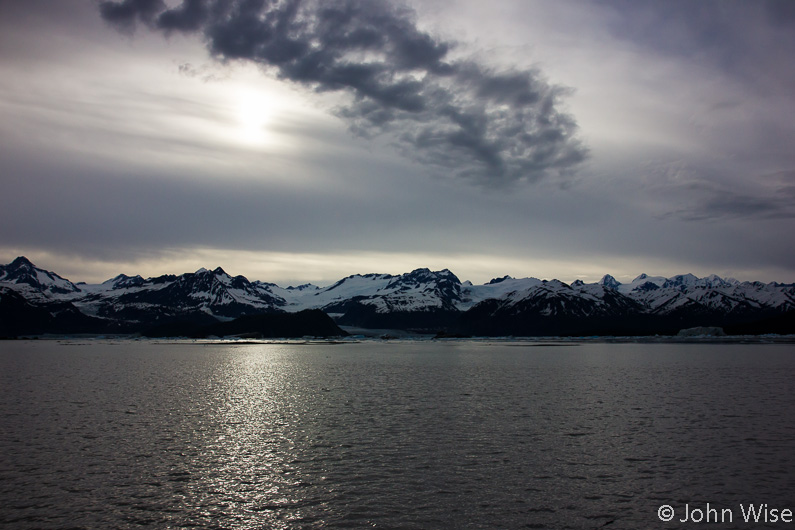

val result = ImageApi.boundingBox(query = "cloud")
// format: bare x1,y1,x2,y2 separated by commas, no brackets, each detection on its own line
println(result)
97,0,587,186
596,0,795,95
98,0,166,33
675,189,795,222
652,166,795,222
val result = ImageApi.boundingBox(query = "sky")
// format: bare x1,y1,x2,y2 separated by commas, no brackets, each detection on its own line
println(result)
1,0,794,287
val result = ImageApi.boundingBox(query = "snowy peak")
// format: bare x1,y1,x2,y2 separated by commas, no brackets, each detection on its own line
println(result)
0,256,81,300
665,273,699,287
70,265,287,322
459,276,544,309
473,277,639,320
599,274,621,290
314,268,465,313
393,267,460,285
386,268,463,310
163,267,285,313
322,273,396,296
611,273,795,316
663,273,732,291
617,274,668,295
286,283,319,292
631,273,666,285
607,272,738,296
385,268,461,296
103,274,146,290
8,256,34,270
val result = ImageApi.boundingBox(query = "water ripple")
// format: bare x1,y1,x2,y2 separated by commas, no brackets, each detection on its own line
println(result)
1,341,794,529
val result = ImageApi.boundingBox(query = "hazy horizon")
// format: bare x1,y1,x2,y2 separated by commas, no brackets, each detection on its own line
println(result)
1,253,786,290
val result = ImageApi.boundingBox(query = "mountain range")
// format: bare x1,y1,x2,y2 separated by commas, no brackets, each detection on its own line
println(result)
1,256,794,338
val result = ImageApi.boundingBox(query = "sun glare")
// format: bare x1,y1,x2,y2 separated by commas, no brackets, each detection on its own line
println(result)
234,89,273,145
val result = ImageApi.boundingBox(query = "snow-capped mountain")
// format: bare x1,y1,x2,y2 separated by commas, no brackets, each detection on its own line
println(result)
607,273,794,317
74,267,287,323
460,278,654,336
315,268,464,315
0,256,81,301
1,257,793,337
465,279,625,319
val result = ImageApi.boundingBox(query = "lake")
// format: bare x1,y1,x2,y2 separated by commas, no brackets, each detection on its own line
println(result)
1,339,794,529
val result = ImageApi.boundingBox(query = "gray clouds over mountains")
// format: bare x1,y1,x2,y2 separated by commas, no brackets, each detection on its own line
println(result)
99,0,587,185
1,0,794,286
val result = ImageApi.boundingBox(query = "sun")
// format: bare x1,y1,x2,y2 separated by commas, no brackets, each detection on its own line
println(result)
233,88,273,146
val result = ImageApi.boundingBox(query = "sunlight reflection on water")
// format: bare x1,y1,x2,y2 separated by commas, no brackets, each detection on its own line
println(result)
1,340,794,529
187,347,309,529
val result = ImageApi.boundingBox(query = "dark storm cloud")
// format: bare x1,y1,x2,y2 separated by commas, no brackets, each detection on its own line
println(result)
98,0,587,185
98,0,166,33
157,0,209,33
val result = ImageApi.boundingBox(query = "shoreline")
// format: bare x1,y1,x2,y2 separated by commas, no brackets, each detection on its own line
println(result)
3,333,795,345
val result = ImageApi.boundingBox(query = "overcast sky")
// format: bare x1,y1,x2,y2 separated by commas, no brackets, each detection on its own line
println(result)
1,0,794,286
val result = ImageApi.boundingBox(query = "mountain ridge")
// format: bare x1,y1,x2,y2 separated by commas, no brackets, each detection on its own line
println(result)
1,257,793,337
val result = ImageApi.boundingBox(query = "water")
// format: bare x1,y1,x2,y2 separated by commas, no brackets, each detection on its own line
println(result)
1,340,794,529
